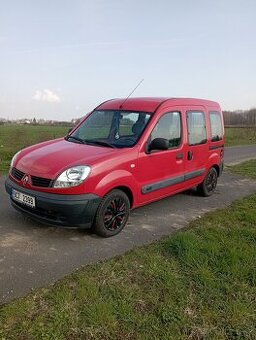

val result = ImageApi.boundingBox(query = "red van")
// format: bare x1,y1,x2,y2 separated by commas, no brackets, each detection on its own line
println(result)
5,98,224,237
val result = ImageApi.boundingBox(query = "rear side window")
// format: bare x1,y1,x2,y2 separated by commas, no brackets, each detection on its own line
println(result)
187,111,207,145
151,111,181,148
210,111,223,141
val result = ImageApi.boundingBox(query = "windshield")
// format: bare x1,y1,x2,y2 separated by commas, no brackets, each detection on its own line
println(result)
68,110,151,148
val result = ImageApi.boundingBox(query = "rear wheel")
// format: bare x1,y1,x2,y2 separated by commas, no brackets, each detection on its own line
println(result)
197,167,218,197
93,189,130,237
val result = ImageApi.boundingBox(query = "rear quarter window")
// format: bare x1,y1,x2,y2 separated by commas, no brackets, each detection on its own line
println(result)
209,111,223,141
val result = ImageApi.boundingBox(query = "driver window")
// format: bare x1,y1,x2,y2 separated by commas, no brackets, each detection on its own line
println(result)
151,111,181,148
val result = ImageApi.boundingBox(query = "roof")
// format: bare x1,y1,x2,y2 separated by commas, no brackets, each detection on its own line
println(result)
96,97,220,113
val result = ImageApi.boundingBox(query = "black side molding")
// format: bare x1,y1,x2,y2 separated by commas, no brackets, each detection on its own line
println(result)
142,168,205,194
209,144,224,150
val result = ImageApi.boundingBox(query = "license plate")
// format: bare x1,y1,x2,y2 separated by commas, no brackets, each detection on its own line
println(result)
12,189,36,208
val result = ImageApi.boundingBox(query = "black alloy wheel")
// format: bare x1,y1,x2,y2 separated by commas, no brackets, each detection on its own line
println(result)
93,189,130,237
197,167,218,197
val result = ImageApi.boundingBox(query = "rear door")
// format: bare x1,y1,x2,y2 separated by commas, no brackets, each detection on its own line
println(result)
183,106,209,187
136,108,185,204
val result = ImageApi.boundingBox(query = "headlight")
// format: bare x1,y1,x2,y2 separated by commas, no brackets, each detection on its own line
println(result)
53,166,91,188
10,151,21,168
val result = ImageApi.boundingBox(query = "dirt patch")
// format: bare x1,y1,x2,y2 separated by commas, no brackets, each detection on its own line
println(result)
0,231,33,248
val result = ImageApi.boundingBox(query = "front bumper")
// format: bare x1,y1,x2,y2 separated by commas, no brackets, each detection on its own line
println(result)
5,177,101,228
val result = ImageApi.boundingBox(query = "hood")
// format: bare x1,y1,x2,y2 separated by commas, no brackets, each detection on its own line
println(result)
15,138,119,178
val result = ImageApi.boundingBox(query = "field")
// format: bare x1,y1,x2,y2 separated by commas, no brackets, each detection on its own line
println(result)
0,160,255,339
0,124,69,174
225,127,256,146
0,124,256,174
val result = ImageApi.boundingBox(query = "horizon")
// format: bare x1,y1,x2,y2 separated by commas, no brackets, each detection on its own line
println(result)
1,105,255,123
1,1,256,120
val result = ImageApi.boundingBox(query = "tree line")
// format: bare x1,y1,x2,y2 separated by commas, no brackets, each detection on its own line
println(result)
223,109,256,127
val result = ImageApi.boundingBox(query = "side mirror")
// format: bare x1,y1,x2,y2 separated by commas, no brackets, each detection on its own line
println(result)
149,138,169,152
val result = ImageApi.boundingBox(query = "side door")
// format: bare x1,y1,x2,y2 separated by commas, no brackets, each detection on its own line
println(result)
183,107,209,187
136,109,185,205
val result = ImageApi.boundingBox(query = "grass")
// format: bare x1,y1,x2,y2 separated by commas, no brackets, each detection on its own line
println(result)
226,159,256,179
0,160,256,339
0,124,69,174
225,127,256,146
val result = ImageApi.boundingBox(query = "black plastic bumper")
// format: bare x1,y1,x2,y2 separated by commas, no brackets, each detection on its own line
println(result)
5,177,101,228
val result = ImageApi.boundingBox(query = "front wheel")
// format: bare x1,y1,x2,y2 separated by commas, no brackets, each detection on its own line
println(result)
93,189,130,237
197,167,218,197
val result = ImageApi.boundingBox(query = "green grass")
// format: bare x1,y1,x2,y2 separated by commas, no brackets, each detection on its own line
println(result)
0,124,69,173
225,127,256,146
227,159,256,179
0,161,256,339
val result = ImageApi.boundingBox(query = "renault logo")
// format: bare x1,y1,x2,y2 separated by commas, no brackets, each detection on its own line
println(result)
22,175,29,186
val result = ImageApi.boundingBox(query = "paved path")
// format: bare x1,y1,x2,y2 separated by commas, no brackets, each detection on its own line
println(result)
224,144,256,165
0,145,256,304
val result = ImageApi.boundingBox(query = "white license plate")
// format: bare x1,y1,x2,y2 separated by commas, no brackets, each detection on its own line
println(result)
12,189,36,208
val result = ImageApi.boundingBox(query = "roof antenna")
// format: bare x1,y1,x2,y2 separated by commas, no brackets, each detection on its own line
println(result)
119,79,144,109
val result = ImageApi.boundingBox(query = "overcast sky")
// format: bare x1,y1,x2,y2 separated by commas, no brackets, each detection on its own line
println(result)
0,0,255,120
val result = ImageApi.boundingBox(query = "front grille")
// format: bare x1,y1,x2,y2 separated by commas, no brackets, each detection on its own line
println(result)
11,167,25,181
11,167,52,188
31,175,52,188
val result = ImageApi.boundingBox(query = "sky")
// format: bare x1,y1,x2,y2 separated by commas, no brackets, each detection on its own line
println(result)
0,0,256,121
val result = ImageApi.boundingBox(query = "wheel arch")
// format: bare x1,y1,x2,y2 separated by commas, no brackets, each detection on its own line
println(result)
212,164,220,177
208,153,221,177
99,185,134,208
112,186,134,208
95,170,137,208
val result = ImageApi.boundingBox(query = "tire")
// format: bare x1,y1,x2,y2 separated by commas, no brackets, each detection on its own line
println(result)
197,167,218,197
93,189,130,237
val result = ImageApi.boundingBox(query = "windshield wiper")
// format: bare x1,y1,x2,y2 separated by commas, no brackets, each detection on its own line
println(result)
84,140,116,148
65,136,86,144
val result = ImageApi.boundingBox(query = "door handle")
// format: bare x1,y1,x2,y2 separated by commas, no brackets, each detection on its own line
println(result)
176,152,183,160
188,151,193,160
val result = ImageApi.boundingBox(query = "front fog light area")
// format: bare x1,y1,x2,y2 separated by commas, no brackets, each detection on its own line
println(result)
53,166,91,188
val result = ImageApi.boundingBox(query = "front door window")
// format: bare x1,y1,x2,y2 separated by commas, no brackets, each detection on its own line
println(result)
150,111,182,149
